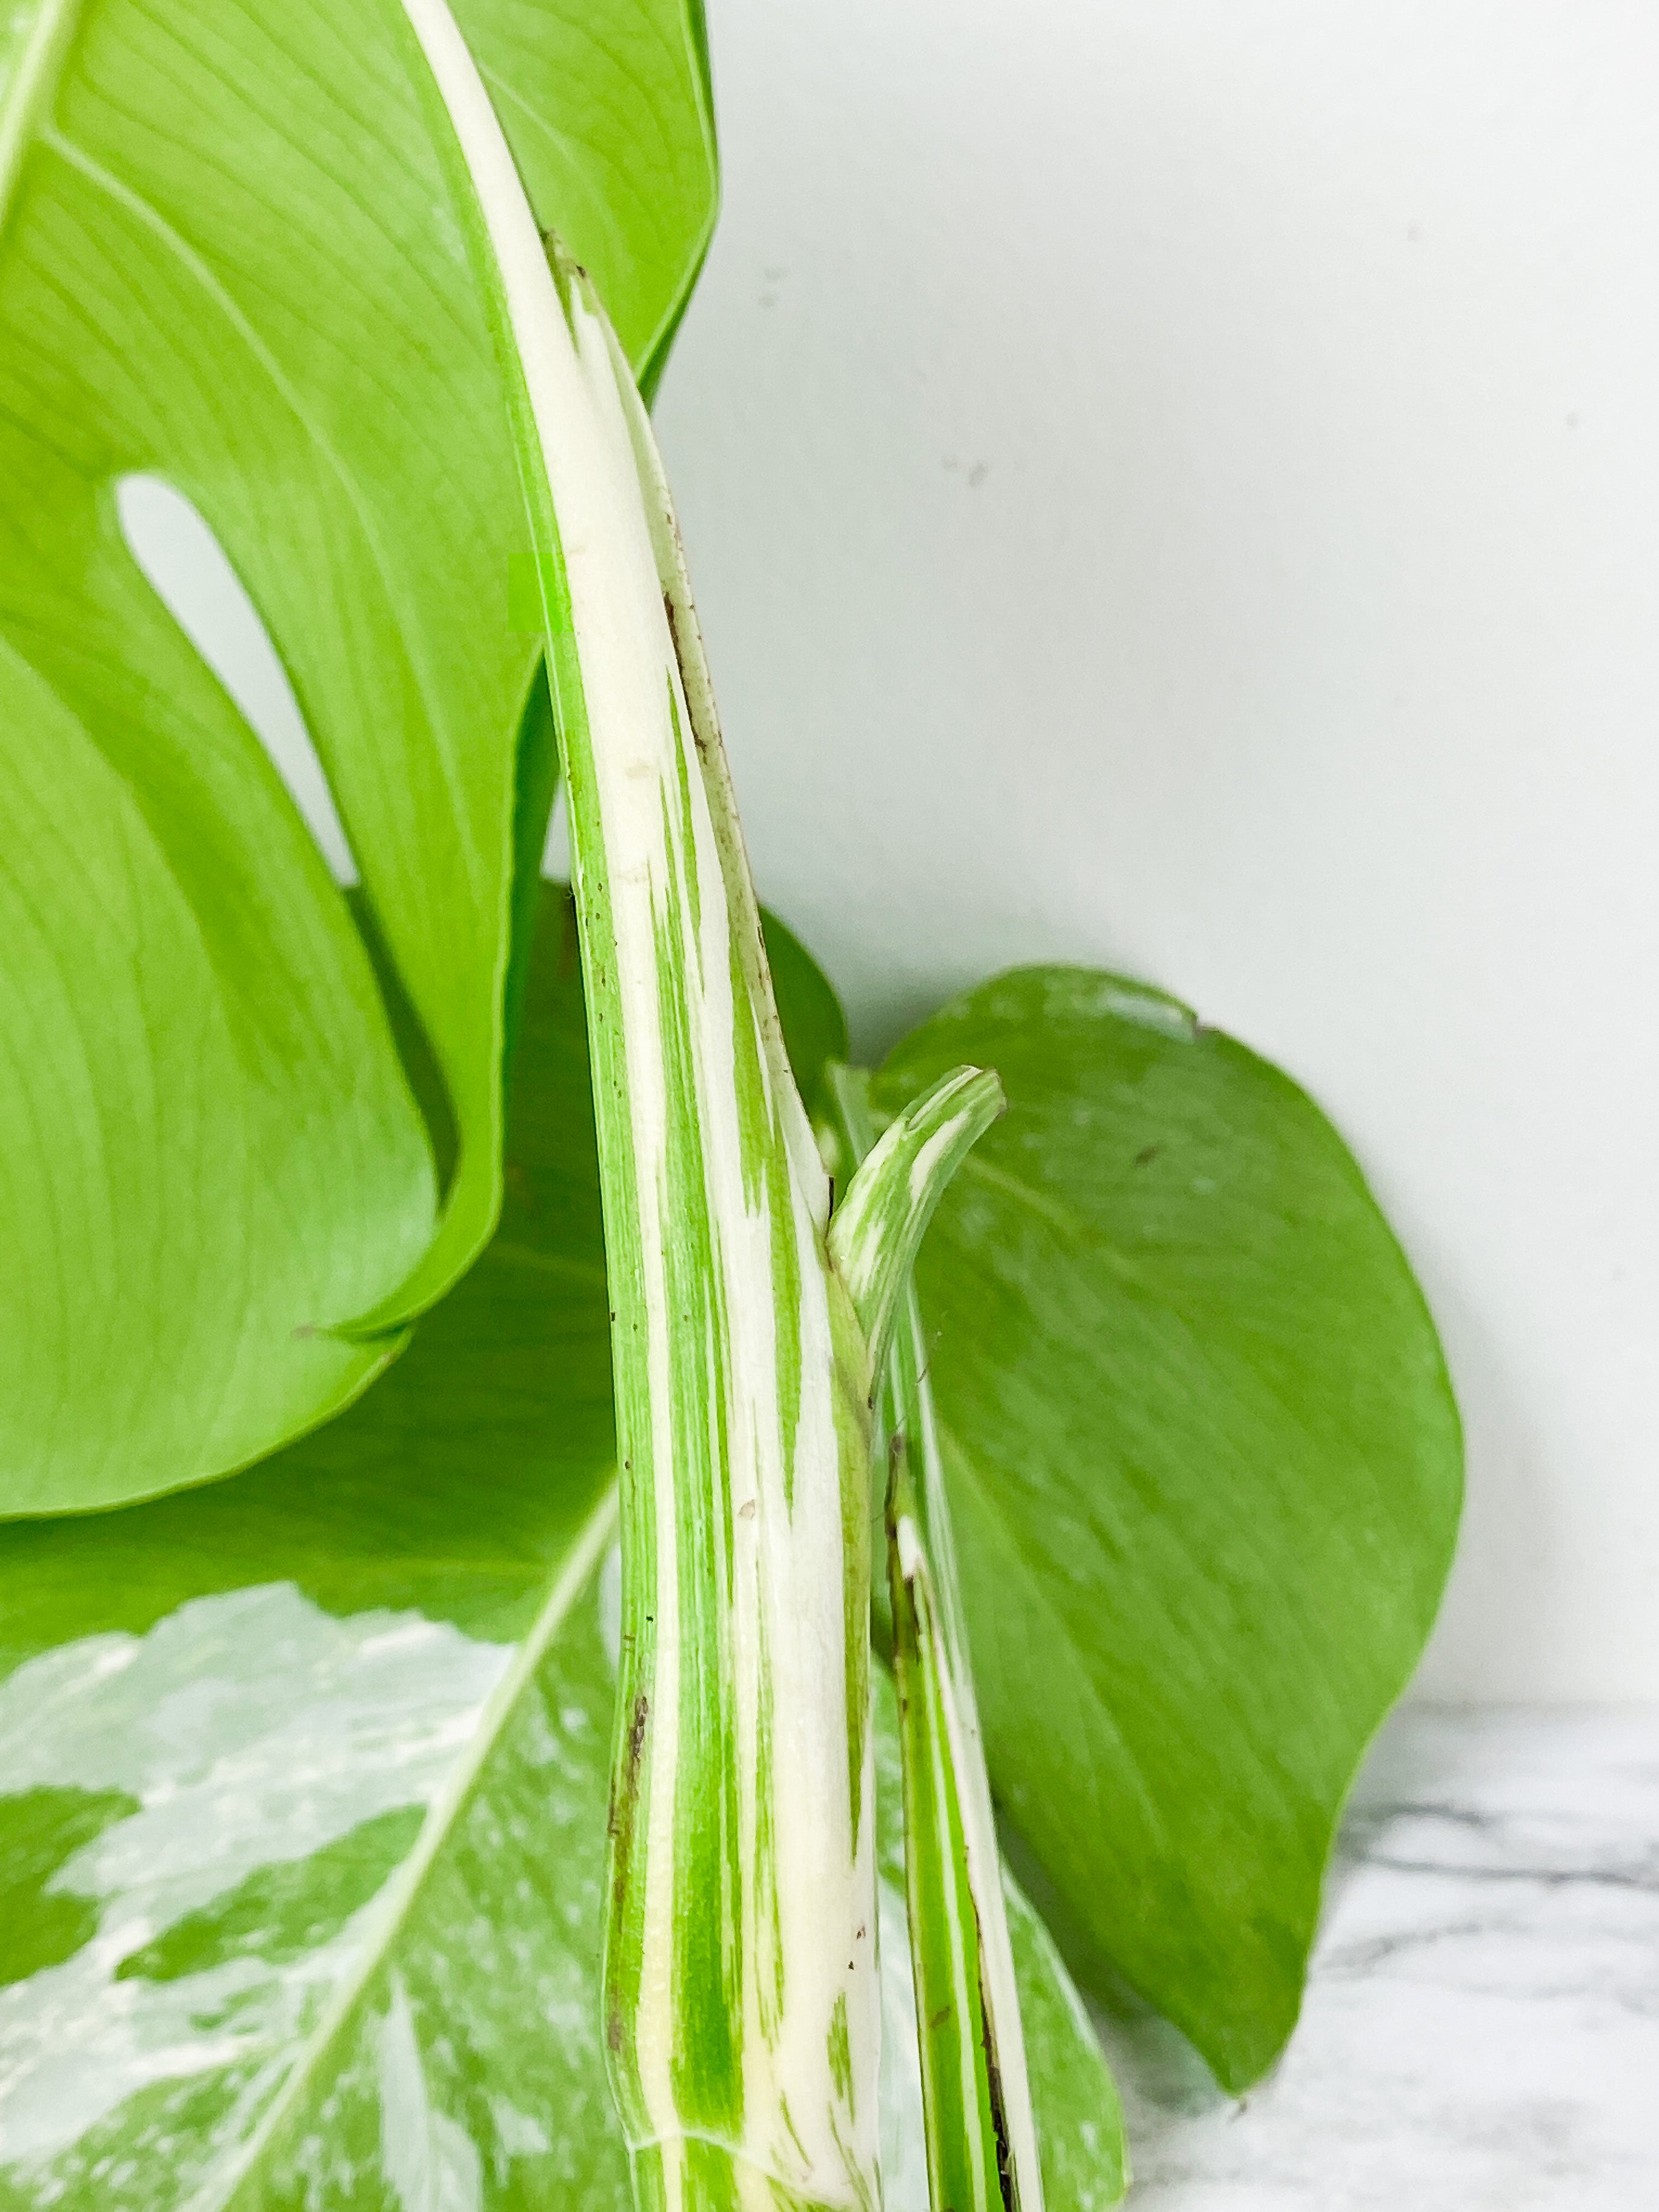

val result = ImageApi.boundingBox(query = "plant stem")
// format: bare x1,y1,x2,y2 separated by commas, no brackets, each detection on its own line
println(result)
829,1068,1045,2212
396,18,1010,2203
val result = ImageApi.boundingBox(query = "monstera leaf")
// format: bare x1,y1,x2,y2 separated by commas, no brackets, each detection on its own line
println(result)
0,0,715,1514
876,968,1462,2090
0,889,1127,2210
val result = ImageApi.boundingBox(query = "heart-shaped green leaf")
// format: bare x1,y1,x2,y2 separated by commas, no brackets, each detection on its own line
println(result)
0,0,715,1514
0,895,1128,2207
874,966,1462,2091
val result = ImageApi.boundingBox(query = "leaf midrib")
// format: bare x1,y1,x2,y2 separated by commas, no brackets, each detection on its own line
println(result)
0,0,81,214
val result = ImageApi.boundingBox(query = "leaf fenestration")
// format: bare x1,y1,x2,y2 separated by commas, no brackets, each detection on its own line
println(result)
0,0,715,1513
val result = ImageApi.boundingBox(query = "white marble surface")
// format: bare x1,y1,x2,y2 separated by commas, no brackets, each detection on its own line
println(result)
1094,1707,1658,2208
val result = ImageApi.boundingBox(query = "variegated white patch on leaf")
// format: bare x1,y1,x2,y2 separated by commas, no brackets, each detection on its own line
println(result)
0,1587,514,2201
0,1586,508,2177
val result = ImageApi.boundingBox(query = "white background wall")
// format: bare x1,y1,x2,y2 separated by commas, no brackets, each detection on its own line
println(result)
647,1,1659,1701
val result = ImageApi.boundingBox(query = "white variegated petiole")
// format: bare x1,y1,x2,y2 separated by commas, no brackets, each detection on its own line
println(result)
829,1066,1045,2212
397,7,1007,2207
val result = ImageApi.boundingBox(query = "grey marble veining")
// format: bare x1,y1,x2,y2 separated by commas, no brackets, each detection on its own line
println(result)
1094,1707,1659,2209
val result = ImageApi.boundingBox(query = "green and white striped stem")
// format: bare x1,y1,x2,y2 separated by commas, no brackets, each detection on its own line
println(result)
825,1065,1004,1370
397,9,1006,2206
831,1071,1045,2212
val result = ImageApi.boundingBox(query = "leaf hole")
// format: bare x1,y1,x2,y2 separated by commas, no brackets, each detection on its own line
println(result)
115,474,357,883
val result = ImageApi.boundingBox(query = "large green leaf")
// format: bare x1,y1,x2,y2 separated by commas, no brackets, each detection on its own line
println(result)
0,892,1123,2207
0,0,714,1514
0,885,615,1672
874,968,1462,2091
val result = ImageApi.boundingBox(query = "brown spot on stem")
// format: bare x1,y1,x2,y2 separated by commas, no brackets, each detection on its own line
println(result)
607,1692,650,1888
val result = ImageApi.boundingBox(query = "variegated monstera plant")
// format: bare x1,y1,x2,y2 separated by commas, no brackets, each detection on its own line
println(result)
0,4,1461,2208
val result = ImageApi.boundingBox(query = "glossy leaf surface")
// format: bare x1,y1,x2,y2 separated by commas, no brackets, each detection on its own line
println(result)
0,894,1125,2210
875,968,1462,2091
0,0,714,1513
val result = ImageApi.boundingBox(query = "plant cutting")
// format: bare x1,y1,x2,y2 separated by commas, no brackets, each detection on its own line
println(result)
0,3,1461,2208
